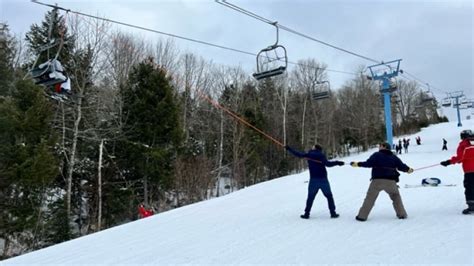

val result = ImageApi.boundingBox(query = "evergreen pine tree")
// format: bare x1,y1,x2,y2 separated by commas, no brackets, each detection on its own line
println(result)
0,79,58,258
0,23,15,96
118,58,182,214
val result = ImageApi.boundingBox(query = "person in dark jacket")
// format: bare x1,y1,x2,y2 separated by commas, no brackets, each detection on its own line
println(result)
285,144,344,219
350,142,414,221
442,138,448,151
440,130,474,214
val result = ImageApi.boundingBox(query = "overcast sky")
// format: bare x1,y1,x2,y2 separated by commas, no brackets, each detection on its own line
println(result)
1,0,472,100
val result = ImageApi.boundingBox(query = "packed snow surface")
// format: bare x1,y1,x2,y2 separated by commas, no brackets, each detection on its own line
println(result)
3,120,474,265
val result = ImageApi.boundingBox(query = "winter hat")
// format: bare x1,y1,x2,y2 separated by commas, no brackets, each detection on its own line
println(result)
379,142,391,150
313,144,323,151
460,129,473,140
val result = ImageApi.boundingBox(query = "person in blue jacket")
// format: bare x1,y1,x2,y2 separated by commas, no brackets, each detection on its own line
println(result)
350,142,414,221
285,144,344,219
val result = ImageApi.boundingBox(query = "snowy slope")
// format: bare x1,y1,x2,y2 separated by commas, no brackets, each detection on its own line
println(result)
2,120,474,265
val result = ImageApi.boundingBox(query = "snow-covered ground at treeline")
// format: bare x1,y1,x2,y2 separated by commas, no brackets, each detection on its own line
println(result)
3,118,474,265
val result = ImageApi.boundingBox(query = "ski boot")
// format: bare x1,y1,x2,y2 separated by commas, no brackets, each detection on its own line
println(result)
462,203,474,215
300,213,310,219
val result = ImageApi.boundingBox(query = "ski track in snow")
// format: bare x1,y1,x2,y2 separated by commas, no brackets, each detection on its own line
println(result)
2,120,474,265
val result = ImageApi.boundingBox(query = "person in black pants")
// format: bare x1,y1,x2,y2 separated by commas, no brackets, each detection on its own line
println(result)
285,144,344,219
442,138,448,150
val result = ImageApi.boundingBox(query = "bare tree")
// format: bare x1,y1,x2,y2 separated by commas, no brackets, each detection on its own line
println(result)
290,59,328,149
337,72,381,150
57,14,111,229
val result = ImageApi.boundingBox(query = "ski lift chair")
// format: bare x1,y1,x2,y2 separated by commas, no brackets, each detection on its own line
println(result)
29,7,71,93
421,94,435,103
252,22,288,80
312,80,331,100
441,98,451,107
253,45,287,80
31,59,68,87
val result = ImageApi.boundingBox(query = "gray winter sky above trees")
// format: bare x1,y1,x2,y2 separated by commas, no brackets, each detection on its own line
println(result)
2,0,472,99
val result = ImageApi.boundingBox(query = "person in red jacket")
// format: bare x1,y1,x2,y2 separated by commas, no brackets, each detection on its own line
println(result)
138,204,154,218
440,129,474,214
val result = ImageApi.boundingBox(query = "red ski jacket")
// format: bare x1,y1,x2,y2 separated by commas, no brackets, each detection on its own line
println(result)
449,139,474,173
138,205,153,218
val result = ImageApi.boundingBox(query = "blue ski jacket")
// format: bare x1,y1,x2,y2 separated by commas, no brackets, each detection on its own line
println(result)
358,149,410,182
286,146,342,179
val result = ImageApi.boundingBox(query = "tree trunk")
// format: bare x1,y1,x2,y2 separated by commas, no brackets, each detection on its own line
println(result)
301,95,308,148
97,139,104,231
66,94,83,222
216,109,224,197
143,175,148,206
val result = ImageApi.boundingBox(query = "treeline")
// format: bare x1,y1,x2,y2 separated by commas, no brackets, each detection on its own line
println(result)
0,11,445,258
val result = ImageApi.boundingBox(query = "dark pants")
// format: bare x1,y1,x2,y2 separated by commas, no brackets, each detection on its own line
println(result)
304,178,336,215
464,172,474,206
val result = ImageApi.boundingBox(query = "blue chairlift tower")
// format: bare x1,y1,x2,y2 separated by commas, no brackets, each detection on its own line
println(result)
445,91,465,127
367,59,402,148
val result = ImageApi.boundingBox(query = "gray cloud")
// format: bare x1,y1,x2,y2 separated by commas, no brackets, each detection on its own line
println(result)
2,0,472,100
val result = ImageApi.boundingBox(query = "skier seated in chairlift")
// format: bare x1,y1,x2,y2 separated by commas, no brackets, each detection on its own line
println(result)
54,75,71,94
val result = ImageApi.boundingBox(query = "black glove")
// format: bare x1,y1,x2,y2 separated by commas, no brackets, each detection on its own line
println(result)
285,145,291,151
440,160,450,167
336,161,344,166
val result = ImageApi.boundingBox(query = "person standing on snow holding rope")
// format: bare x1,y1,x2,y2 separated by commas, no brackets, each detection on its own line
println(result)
350,142,414,221
440,130,474,214
285,144,344,219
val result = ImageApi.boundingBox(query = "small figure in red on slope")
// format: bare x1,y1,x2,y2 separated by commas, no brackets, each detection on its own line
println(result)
138,204,154,218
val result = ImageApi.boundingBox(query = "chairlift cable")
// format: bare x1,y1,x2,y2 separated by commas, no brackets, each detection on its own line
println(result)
401,71,447,95
216,0,274,25
216,0,380,64
31,0,256,56
217,1,456,97
30,0,357,76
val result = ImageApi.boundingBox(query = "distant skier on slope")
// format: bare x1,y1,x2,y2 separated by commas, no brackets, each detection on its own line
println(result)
285,144,344,219
442,138,448,151
440,129,474,214
138,204,154,218
350,142,414,221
